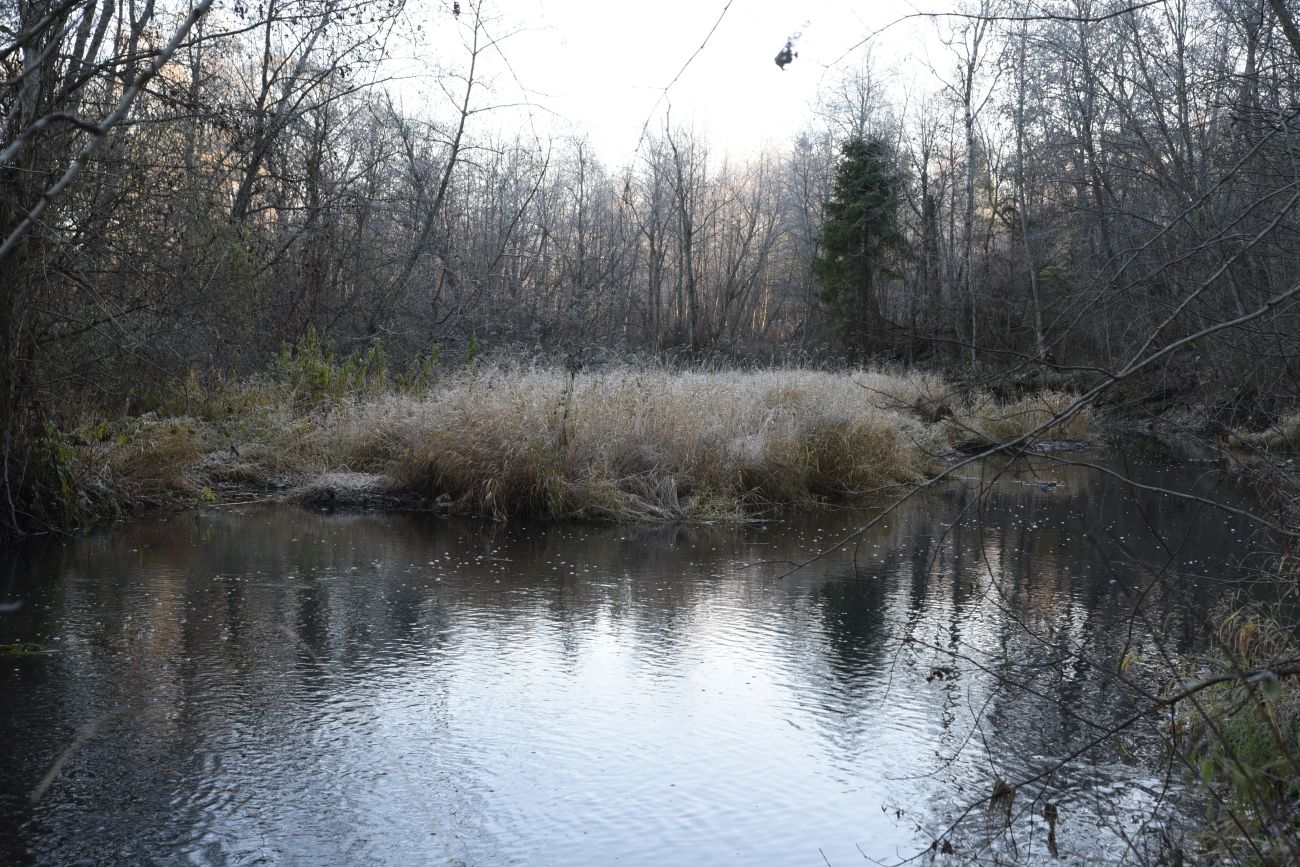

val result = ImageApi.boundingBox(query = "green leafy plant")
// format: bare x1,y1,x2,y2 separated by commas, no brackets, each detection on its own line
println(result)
1180,602,1300,863
273,327,395,404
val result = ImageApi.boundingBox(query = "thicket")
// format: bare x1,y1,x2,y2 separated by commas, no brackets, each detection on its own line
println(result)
1176,590,1300,862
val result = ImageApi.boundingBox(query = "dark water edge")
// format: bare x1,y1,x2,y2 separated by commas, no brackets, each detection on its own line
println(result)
0,450,1268,865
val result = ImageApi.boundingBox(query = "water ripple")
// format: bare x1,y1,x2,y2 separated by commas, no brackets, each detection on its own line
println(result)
0,459,1260,865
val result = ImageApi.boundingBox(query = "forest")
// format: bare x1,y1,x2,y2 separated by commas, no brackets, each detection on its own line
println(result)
3,0,1300,861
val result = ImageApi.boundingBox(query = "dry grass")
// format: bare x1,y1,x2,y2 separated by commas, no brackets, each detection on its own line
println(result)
1228,409,1300,455
331,366,955,521
1282,411,1300,450
69,366,1098,523
71,416,203,512
1217,605,1297,663
946,389,1094,449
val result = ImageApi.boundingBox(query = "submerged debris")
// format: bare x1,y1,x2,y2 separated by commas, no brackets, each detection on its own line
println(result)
1044,802,1060,858
1018,479,1065,492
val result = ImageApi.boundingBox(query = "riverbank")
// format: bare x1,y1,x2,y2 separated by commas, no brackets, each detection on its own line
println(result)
46,364,1094,529
14,360,1300,862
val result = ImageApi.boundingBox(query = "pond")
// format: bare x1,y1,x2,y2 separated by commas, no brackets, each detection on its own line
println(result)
0,451,1264,865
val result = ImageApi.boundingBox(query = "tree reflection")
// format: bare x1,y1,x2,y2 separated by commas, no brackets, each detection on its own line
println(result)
815,569,888,676
0,455,1265,865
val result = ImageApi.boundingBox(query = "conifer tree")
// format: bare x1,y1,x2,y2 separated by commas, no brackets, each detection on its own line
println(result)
815,136,906,354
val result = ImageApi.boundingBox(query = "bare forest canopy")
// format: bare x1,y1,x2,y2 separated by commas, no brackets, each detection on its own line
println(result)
2,0,1300,536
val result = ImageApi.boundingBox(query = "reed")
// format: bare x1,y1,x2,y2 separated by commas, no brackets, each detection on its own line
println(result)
946,389,1094,449
368,366,948,520
71,416,203,515
68,365,1098,523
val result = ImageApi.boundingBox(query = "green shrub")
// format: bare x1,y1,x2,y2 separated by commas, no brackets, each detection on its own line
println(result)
1180,603,1300,864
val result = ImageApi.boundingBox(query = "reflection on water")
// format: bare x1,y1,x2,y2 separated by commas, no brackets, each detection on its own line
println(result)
0,454,1261,865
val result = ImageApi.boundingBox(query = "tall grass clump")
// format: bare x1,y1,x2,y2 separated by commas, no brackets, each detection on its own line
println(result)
946,389,1094,449
38,359,1097,527
379,366,951,521
63,417,203,521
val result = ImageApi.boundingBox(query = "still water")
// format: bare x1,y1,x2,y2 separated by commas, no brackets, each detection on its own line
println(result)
0,454,1263,865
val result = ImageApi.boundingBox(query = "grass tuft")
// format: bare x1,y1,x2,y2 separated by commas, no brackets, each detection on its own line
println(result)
72,416,202,513
381,366,948,520
946,389,1094,449
58,365,1097,523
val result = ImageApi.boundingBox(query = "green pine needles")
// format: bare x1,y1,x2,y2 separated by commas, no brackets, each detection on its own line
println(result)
815,136,908,356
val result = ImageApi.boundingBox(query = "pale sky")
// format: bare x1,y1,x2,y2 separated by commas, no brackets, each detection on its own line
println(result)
392,0,940,164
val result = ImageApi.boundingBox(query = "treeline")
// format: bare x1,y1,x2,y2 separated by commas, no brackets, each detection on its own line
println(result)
3,0,1300,534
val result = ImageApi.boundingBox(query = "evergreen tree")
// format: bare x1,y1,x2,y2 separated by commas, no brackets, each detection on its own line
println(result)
815,136,907,354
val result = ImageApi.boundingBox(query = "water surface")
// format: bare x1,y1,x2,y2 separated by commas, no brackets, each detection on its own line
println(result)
0,453,1262,865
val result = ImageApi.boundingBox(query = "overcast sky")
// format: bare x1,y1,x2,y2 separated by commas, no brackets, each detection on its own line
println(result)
394,0,939,163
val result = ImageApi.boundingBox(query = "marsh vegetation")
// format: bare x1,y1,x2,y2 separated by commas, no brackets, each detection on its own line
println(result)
50,356,1095,526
